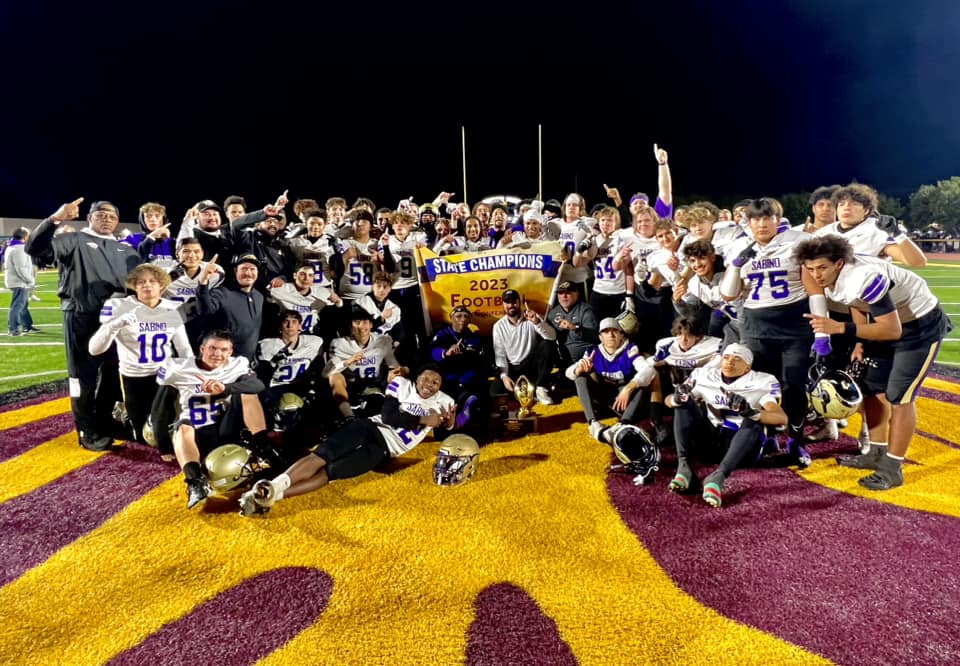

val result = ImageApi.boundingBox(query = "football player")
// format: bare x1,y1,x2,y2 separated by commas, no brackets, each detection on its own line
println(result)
157,329,270,509
665,343,788,508
720,198,825,466
88,264,193,447
796,235,952,489
322,306,407,420
255,309,325,411
567,317,666,443
239,365,455,516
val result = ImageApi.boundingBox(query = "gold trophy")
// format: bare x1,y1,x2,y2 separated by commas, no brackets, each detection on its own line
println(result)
514,375,536,418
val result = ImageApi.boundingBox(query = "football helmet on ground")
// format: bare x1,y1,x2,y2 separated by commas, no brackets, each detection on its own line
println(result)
433,434,480,486
605,423,661,484
205,444,258,493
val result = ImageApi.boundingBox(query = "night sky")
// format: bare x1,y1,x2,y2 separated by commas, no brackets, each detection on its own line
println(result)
2,1,959,220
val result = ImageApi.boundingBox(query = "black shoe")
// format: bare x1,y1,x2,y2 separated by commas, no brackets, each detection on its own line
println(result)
186,478,212,509
24,327,42,334
79,434,114,451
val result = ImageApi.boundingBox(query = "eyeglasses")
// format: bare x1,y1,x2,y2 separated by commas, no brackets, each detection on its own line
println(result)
91,212,119,221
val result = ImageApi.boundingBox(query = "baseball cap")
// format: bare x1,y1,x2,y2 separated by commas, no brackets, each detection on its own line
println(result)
197,201,222,213
89,201,120,218
599,317,622,332
232,253,260,268
722,343,754,365
501,289,521,303
451,305,472,316
556,281,575,293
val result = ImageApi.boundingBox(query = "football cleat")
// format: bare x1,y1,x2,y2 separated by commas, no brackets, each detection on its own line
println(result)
186,478,212,510
239,479,277,516
79,433,114,452
588,420,606,441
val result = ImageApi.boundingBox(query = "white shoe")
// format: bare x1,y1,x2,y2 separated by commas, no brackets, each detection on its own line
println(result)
535,387,553,406
239,479,276,516
601,422,625,445
588,420,605,441
30,294,41,302
804,419,838,442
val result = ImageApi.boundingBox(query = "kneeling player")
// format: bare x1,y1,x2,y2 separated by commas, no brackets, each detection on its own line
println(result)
239,365,455,516
665,344,787,508
157,330,271,509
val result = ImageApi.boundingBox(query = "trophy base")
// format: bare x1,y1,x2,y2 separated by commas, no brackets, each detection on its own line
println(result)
491,410,540,439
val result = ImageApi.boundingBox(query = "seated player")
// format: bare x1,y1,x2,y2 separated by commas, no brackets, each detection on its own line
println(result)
157,329,271,509
649,316,723,392
322,306,407,420
566,317,665,443
88,263,193,447
355,271,405,346
255,309,326,428
239,365,455,516
665,343,787,508
429,305,489,435
267,263,342,340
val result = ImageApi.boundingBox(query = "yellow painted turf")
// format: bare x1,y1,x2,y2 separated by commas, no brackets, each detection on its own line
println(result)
2,383,960,664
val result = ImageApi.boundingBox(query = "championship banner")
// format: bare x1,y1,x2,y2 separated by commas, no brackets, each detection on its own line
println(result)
416,242,564,336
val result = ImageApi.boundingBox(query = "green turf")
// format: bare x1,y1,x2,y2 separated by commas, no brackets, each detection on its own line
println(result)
2,260,960,395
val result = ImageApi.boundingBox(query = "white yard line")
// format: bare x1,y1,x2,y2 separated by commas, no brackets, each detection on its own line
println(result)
0,369,66,382
0,342,64,346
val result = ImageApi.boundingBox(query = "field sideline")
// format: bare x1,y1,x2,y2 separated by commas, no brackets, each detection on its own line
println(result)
2,260,960,396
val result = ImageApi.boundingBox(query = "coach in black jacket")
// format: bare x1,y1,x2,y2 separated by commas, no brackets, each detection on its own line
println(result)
193,253,264,361
26,197,141,451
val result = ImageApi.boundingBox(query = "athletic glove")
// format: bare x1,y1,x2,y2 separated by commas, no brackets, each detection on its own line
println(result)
726,391,760,420
731,242,757,268
674,381,694,404
875,214,906,242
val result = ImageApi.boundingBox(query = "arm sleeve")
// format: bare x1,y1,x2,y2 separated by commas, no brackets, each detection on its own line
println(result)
25,218,61,260
232,209,267,232
225,372,266,395
171,326,195,359
88,321,120,356
195,283,224,318
379,396,422,430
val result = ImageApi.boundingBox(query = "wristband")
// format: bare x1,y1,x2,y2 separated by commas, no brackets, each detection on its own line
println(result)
844,322,857,338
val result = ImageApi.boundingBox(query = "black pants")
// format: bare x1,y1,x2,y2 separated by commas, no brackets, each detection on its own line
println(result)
674,400,764,476
120,374,160,444
489,339,556,397
64,309,122,442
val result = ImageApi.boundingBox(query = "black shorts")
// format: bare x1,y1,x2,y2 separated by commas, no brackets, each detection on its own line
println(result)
862,306,952,404
314,418,390,481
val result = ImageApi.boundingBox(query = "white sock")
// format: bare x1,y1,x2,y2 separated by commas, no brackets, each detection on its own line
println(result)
886,452,904,461
271,473,292,499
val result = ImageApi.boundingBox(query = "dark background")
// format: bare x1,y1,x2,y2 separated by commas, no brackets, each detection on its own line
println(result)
2,1,959,220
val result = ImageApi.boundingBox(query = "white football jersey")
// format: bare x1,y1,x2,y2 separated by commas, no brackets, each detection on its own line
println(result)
557,220,592,283
157,356,251,429
688,366,781,430
98,296,192,377
164,263,222,303
355,294,402,336
257,334,324,387
826,256,938,323
268,283,338,334
323,332,398,382
288,235,337,285
815,218,896,258
617,229,661,279
683,272,741,320
646,248,685,286
338,239,379,299
729,229,810,309
654,335,722,372
591,232,628,295
369,376,455,456
385,232,427,289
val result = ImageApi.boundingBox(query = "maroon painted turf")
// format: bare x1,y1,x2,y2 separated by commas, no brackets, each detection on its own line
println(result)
0,444,177,587
607,459,960,665
109,568,333,666
467,582,577,665
0,390,67,413
0,412,76,462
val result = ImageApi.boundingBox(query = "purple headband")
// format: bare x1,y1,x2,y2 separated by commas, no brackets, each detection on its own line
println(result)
630,193,650,205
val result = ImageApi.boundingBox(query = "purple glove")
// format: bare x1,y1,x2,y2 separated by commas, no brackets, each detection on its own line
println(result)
811,336,833,357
